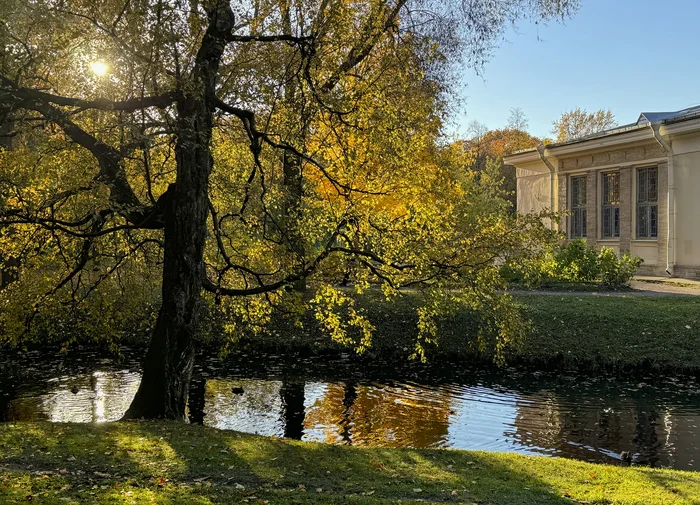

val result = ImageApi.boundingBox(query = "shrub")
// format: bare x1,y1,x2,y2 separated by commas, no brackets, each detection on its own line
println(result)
553,239,599,282
598,247,643,289
503,239,642,289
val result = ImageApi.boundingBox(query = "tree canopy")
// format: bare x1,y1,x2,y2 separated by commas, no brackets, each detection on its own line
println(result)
460,121,541,208
0,0,575,419
551,107,617,142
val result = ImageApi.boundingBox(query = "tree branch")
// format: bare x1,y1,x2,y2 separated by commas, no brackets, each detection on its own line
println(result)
1,81,178,112
1,78,162,227
226,33,314,44
214,97,386,196
320,0,407,93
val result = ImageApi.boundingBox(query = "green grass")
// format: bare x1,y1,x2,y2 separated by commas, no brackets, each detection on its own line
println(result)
230,292,700,372
1,422,699,505
517,294,700,371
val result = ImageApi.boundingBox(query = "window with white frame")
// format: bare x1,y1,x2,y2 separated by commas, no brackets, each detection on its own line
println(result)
570,175,587,238
601,172,620,238
636,166,658,238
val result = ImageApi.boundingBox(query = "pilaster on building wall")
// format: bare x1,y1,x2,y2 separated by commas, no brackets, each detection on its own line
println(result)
585,174,598,247
557,172,568,233
618,167,633,252
656,162,669,269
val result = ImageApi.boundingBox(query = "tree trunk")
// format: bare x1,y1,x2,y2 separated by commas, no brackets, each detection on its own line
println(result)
122,1,234,420
122,175,208,419
0,118,18,290
283,150,306,292
280,2,306,293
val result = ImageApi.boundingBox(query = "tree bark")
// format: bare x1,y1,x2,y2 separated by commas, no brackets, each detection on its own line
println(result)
280,1,306,293
122,180,207,419
122,1,234,420
0,118,18,291
282,150,306,292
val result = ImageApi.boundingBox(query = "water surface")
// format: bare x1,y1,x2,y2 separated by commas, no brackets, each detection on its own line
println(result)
1,350,699,470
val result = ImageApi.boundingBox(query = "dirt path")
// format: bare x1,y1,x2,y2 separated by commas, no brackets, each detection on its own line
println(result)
508,280,700,297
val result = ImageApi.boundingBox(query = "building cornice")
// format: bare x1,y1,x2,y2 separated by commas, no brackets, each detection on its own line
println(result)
543,128,652,157
503,150,543,165
660,117,700,137
505,119,700,167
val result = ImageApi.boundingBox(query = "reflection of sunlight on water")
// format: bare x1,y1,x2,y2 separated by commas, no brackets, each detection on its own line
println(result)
39,371,140,423
203,378,284,435
297,382,331,441
447,388,524,454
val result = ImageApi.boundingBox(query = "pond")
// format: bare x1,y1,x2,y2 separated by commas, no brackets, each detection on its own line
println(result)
2,350,700,470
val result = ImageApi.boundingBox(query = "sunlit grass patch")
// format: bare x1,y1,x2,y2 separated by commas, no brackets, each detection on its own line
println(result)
2,422,700,505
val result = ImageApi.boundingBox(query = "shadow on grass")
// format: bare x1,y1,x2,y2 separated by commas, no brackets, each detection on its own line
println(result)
0,421,584,504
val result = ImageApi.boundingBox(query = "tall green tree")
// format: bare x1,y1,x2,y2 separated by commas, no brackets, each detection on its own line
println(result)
461,127,541,208
0,0,576,420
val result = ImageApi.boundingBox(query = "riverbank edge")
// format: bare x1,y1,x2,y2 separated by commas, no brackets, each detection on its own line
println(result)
219,292,700,374
1,421,699,505
4,293,700,375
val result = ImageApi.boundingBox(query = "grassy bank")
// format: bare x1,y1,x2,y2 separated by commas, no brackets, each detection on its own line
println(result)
6,292,700,374
2,422,699,505
516,294,700,371
233,293,700,372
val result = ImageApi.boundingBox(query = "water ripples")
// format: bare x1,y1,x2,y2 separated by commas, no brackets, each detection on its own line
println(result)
1,352,700,470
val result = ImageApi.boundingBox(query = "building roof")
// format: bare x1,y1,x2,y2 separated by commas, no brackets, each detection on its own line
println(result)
510,104,700,156
637,105,700,125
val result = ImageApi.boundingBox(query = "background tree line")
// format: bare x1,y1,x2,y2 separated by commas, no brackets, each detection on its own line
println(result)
459,106,618,208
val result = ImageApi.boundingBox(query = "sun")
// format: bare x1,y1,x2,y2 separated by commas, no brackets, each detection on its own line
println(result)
89,60,108,77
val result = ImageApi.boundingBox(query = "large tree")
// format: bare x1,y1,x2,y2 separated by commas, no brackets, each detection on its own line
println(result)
0,0,576,420
551,107,617,142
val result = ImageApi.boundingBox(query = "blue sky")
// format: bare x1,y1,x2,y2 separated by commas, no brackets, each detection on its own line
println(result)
453,0,700,139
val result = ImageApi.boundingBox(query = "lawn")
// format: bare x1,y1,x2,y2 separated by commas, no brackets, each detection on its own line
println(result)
1,422,700,504
516,294,700,371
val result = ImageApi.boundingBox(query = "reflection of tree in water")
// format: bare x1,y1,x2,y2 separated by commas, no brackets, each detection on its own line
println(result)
188,377,206,425
341,382,357,444
509,389,668,466
633,404,661,467
303,381,452,447
302,383,346,443
0,381,16,421
280,380,305,439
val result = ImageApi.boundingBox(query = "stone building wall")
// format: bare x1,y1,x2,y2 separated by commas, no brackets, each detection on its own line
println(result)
556,142,670,276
